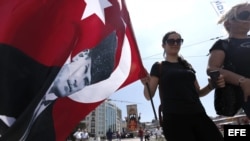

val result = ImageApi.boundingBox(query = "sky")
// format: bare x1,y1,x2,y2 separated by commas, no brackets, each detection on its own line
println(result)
109,0,250,122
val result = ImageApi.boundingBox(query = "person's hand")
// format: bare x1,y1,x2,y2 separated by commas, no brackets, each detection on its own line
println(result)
216,74,225,88
140,75,150,85
208,74,225,89
240,78,250,102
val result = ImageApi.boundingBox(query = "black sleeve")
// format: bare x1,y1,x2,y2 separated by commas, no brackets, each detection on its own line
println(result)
209,39,227,53
150,62,160,77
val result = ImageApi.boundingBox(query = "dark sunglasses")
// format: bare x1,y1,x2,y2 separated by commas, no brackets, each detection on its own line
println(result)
165,38,184,46
234,11,250,21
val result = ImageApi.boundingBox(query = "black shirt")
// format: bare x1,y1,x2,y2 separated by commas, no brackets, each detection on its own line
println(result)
150,61,206,115
210,38,250,78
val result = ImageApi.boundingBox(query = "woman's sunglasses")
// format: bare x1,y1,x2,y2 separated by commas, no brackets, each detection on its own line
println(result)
165,38,184,46
233,11,250,21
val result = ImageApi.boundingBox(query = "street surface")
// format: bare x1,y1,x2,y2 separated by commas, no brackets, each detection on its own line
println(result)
120,136,166,141
103,136,166,141
68,135,166,141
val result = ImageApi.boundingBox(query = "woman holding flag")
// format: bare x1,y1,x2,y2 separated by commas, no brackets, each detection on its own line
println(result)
141,31,224,141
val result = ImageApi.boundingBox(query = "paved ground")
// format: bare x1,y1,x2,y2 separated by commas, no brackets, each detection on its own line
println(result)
122,137,166,141
68,135,167,141
105,136,166,141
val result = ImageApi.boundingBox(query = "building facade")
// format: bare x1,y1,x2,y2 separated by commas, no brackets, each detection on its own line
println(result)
81,100,123,138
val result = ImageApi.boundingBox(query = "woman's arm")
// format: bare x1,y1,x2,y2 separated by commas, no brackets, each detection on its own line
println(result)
207,49,250,101
194,80,213,97
195,75,225,97
207,50,242,85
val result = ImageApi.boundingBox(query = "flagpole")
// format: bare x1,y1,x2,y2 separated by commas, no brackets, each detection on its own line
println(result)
146,83,158,120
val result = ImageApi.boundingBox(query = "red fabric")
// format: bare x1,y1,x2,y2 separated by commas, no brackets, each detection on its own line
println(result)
0,0,83,66
53,98,104,141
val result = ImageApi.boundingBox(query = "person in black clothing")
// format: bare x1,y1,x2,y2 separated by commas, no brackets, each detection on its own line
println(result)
106,128,113,141
207,2,250,118
144,130,150,141
140,31,225,141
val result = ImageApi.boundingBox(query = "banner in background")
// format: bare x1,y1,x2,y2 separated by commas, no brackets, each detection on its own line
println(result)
127,104,139,131
210,0,228,16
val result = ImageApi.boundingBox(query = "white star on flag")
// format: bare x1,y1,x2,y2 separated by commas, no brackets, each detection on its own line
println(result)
82,0,112,23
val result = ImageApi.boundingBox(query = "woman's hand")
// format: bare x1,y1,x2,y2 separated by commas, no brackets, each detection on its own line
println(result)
141,74,159,100
240,78,250,102
216,75,225,88
208,74,225,89
140,75,150,85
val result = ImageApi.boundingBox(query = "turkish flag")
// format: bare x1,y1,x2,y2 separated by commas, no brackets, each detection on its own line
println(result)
0,0,147,141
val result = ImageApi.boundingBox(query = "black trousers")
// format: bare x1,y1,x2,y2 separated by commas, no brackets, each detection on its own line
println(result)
162,113,223,141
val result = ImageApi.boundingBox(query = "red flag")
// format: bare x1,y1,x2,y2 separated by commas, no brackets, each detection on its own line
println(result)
52,0,147,140
0,0,147,140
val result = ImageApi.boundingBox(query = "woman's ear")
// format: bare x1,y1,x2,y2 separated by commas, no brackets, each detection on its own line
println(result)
224,21,230,32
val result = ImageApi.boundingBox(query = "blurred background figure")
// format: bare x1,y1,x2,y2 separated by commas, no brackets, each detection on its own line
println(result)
106,128,112,141
73,128,83,141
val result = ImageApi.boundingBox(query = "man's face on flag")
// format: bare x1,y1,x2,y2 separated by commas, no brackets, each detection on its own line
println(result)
52,49,91,97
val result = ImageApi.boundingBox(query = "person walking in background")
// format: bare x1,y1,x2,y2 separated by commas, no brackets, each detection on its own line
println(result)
144,129,150,141
207,2,250,118
138,126,144,141
140,31,225,141
73,128,83,141
154,126,163,141
116,130,121,141
82,129,89,141
106,128,112,141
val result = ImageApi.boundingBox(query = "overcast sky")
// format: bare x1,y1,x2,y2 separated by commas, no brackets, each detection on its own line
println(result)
110,0,249,122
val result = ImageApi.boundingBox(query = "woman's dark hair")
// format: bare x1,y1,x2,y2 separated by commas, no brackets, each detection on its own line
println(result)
178,56,196,73
162,31,180,45
162,31,196,73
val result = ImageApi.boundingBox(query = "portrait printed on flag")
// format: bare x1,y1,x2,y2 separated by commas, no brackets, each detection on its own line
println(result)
20,31,118,140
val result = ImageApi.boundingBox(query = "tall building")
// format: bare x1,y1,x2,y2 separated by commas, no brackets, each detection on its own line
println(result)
82,100,122,138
